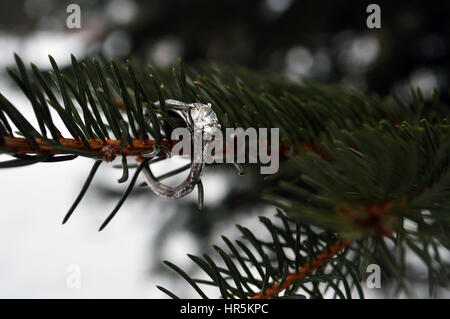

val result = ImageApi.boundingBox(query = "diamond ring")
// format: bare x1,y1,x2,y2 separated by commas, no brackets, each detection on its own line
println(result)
142,99,220,198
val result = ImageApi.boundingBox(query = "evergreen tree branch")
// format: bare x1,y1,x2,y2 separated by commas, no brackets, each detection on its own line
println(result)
160,211,361,299
251,238,352,298
1,136,173,160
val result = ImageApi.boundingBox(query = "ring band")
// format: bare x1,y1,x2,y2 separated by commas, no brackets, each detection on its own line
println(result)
142,99,220,198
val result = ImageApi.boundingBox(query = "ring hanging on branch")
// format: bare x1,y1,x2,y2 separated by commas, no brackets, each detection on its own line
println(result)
142,99,221,198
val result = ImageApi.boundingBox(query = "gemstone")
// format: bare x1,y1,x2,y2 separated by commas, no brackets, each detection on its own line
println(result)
190,103,219,133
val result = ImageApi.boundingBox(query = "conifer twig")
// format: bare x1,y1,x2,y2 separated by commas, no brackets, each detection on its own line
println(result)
1,136,174,159
251,239,352,299
2,136,324,161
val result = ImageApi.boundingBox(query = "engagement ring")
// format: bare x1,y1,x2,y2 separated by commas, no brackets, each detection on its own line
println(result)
142,99,220,198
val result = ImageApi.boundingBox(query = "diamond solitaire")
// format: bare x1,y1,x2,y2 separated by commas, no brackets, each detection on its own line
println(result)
190,103,220,133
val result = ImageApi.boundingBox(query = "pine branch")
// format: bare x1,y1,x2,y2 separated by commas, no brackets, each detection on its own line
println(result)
159,211,361,299
251,238,352,299
1,136,173,160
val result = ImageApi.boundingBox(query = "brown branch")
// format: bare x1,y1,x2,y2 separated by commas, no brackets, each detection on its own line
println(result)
1,136,308,158
251,238,352,299
1,136,174,159
1,134,331,164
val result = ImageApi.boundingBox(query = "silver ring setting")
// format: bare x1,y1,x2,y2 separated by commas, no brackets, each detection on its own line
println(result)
142,99,220,198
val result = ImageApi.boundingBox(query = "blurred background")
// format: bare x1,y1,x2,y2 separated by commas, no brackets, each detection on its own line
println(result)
0,0,449,298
